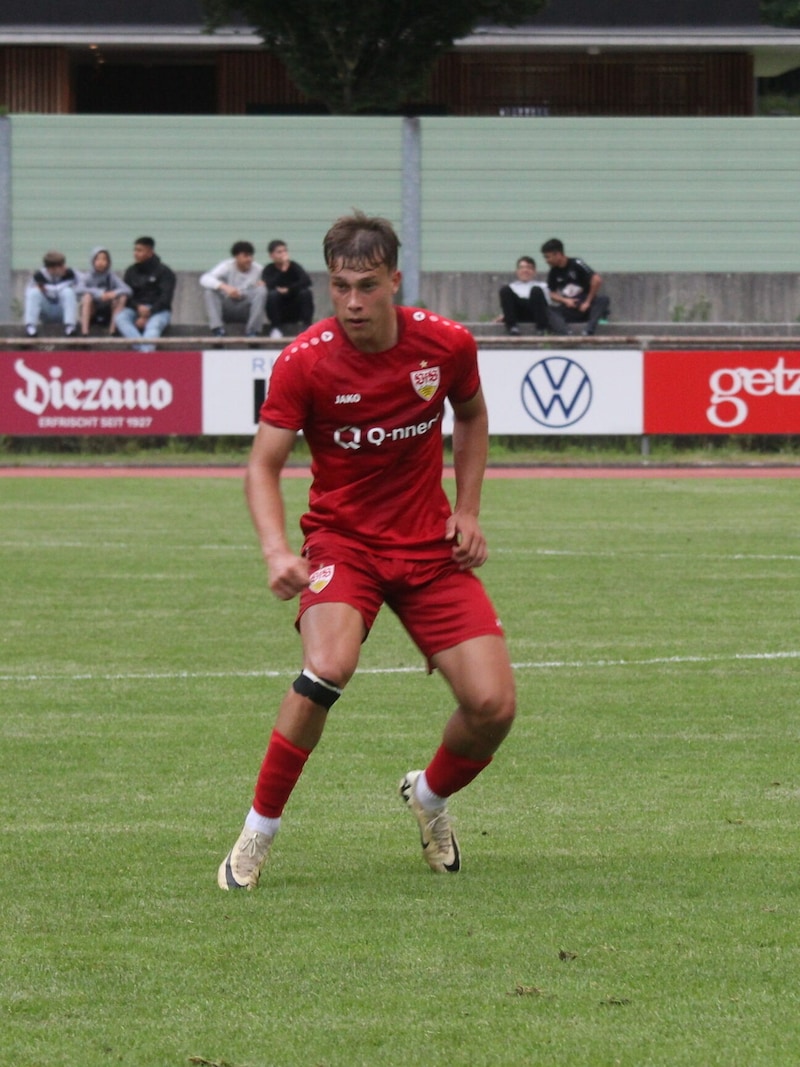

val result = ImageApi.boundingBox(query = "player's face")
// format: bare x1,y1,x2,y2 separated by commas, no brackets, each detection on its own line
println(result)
328,261,401,353
516,260,535,281
234,251,254,272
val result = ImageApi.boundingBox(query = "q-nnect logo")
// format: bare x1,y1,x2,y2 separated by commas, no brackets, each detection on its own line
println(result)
521,356,593,428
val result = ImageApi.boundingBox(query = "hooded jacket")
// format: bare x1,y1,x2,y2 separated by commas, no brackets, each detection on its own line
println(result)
123,252,176,314
76,247,132,302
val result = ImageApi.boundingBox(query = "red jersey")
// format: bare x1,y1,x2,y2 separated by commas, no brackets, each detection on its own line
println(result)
260,306,481,557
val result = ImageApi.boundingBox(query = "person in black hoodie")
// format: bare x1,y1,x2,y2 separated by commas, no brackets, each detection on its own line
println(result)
116,236,176,352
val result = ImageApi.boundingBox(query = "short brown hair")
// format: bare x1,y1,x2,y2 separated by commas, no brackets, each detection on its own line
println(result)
43,250,66,268
323,211,400,273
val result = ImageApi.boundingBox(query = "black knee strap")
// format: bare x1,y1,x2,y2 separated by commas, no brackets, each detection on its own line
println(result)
292,668,343,710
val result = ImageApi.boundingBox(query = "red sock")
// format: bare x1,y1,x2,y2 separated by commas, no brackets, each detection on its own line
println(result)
424,744,492,799
252,729,311,818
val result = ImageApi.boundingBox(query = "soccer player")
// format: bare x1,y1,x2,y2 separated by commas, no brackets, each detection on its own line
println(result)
218,211,516,890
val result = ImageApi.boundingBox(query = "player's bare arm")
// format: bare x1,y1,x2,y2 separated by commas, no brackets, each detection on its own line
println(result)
245,422,310,600
447,387,490,569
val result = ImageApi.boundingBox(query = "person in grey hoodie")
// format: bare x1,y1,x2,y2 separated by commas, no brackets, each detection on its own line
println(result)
76,247,132,337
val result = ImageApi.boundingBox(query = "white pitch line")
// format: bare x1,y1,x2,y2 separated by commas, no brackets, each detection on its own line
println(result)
1,650,798,685
0,541,253,551
2,541,798,563
497,548,800,562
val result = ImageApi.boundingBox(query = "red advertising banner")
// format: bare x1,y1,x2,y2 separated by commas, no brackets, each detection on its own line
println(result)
0,351,203,435
644,350,800,434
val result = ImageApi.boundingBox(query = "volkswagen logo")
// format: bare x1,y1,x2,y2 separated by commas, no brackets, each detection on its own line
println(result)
521,357,593,428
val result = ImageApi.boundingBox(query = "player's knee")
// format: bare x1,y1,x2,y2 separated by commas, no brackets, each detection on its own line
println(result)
470,687,516,741
491,689,516,738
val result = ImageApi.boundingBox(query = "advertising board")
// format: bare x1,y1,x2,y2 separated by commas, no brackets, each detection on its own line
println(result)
201,349,278,435
0,351,203,435
443,349,644,435
3,347,800,437
644,350,800,434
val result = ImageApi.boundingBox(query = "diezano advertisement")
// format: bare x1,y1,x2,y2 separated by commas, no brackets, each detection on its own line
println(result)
2,351,203,435
1,348,799,436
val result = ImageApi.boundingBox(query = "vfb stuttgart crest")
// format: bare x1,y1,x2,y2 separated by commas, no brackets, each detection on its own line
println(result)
308,565,335,593
410,366,440,402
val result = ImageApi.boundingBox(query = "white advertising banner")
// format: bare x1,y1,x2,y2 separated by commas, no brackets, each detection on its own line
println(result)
201,349,279,435
201,347,645,437
454,348,645,435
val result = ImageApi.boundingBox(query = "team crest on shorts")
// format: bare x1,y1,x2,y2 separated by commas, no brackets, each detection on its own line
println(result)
410,366,440,402
308,564,335,593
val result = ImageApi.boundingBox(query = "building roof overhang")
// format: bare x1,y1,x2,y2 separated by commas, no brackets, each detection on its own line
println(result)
456,25,800,77
0,25,262,50
1,22,800,78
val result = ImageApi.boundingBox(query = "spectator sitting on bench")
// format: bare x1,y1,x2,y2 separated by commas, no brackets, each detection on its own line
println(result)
24,250,79,338
496,255,551,335
76,247,132,337
115,236,176,352
541,237,610,336
261,239,314,339
199,240,267,338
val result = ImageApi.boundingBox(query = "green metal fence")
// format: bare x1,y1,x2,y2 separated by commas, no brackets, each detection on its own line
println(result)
10,115,800,274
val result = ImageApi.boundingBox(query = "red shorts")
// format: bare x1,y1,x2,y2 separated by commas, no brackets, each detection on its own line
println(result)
297,534,504,664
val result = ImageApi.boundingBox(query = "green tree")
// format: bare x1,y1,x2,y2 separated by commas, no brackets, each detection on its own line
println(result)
761,0,800,26
204,0,548,114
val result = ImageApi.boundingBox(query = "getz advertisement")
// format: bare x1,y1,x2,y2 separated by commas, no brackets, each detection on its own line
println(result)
644,350,800,434
1,348,799,436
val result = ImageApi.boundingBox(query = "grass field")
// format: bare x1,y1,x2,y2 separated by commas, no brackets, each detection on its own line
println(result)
1,470,798,1067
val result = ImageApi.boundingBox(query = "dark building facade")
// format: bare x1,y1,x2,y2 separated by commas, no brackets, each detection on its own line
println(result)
0,0,792,117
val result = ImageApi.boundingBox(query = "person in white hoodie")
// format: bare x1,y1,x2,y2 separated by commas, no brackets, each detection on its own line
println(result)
497,255,551,335
76,247,132,337
24,250,78,337
199,240,267,338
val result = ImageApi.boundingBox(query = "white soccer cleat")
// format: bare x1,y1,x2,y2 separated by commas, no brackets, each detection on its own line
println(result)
399,770,461,873
217,827,274,890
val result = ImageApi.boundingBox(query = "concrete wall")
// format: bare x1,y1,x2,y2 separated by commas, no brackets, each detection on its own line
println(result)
9,270,800,326
421,271,800,324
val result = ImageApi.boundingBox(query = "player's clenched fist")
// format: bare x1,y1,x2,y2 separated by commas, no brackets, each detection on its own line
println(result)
267,550,310,600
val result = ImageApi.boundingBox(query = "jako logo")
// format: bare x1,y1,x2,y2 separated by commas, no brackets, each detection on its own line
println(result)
521,357,592,428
